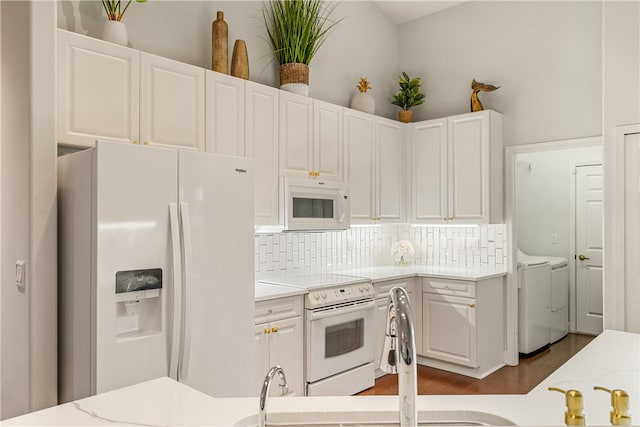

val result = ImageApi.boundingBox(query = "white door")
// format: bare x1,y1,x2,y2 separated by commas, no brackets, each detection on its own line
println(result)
575,164,603,335
624,133,640,333
140,53,205,151
57,30,140,147
269,316,304,396
345,110,375,222
314,100,344,181
178,152,255,397
206,70,245,156
279,91,313,177
376,119,405,221
411,118,447,223
245,81,279,226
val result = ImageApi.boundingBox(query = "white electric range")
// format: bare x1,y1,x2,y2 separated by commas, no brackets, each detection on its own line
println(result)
258,272,376,396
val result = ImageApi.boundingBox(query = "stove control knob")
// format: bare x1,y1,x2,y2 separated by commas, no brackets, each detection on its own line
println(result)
313,293,320,301
321,291,327,299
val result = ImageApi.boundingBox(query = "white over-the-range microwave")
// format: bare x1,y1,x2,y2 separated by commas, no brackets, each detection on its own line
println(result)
280,176,350,231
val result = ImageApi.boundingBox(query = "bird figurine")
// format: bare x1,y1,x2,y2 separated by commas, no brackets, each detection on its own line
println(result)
470,79,500,112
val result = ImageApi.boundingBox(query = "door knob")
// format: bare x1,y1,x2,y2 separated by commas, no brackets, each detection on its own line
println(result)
578,254,590,261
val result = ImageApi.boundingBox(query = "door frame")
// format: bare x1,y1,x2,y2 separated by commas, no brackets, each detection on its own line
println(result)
569,162,603,333
504,136,601,365
606,124,640,331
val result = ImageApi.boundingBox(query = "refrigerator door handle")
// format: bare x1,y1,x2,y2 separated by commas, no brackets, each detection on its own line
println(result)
178,202,193,381
168,203,182,380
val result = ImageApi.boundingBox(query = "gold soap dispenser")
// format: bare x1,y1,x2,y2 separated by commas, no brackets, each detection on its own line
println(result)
549,387,586,426
594,386,632,426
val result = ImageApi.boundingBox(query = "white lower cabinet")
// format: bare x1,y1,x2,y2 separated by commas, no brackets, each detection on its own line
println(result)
420,277,504,379
373,278,417,378
254,296,304,396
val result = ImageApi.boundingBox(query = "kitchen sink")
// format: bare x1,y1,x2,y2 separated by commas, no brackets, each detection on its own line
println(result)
233,410,516,426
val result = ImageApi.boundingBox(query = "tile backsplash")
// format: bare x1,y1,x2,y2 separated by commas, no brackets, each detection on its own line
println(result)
255,224,508,274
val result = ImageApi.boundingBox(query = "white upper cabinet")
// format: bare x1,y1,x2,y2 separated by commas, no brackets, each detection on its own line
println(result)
206,71,245,156
279,91,314,177
345,109,405,224
345,110,375,222
279,93,344,181
58,29,140,147
141,53,205,151
314,100,344,181
58,30,205,151
245,81,280,227
410,110,503,224
376,118,405,222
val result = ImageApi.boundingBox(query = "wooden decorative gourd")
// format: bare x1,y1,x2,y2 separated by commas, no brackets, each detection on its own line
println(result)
211,11,228,73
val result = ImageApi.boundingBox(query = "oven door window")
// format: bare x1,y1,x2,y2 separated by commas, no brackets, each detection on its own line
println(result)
325,318,364,358
292,197,334,219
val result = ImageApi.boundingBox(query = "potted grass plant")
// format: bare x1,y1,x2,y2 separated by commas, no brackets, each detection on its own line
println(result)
262,0,342,96
391,72,425,123
101,0,147,46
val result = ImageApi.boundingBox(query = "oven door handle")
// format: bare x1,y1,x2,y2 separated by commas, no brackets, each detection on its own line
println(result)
308,300,375,320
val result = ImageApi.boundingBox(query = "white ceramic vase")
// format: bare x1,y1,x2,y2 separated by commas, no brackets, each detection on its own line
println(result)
350,92,375,114
102,20,128,46
280,83,310,97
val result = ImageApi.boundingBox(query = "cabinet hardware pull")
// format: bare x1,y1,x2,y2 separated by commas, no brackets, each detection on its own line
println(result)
271,327,278,333
469,303,475,308
133,140,139,145
143,141,149,145
264,327,270,334
268,309,273,314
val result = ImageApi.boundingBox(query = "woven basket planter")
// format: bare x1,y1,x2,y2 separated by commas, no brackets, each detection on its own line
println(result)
398,110,413,123
280,63,310,96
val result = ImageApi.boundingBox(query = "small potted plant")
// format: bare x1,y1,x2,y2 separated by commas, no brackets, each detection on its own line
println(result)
391,72,425,123
101,0,147,46
263,0,342,96
350,77,375,114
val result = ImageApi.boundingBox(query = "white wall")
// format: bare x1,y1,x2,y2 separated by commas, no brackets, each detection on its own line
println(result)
57,0,401,119
603,1,640,331
0,0,57,419
515,146,602,260
398,1,602,146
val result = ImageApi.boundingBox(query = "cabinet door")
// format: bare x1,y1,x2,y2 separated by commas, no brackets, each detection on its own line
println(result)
245,82,279,226
376,118,405,222
345,110,375,223
206,71,245,156
279,91,313,177
254,323,271,395
314,100,344,181
57,30,139,147
269,316,304,396
140,53,205,151
411,119,448,223
448,111,490,222
374,297,389,378
422,293,477,367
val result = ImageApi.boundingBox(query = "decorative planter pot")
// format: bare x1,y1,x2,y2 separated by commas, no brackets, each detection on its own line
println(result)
280,63,309,96
350,92,375,114
398,109,413,123
102,20,128,46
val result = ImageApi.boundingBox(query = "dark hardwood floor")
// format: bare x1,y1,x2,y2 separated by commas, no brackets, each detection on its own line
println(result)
358,333,595,396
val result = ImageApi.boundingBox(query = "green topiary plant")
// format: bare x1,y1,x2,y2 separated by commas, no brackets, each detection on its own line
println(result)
391,72,425,111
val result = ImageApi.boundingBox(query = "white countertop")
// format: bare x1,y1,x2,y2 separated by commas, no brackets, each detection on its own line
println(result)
255,264,508,301
6,330,638,426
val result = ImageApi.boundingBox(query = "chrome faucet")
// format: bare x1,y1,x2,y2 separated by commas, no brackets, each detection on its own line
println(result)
259,365,289,427
380,286,417,427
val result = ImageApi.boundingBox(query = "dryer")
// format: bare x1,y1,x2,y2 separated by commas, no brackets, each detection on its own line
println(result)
540,256,569,343
517,250,552,356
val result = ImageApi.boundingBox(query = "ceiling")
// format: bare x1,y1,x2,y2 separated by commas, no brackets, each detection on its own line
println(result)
373,1,467,25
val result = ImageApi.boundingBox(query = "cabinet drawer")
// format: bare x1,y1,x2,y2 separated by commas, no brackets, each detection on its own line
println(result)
255,295,303,324
423,278,476,298
374,278,414,299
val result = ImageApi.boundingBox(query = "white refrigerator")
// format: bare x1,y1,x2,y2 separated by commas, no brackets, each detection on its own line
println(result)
58,140,256,402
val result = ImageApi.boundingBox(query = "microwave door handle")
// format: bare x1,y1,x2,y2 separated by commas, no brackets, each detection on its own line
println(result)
309,300,375,320
337,190,346,223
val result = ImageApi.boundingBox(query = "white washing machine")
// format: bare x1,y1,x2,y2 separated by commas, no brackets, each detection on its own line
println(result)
517,250,552,356
540,256,569,343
